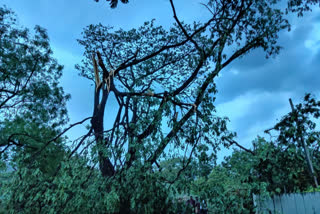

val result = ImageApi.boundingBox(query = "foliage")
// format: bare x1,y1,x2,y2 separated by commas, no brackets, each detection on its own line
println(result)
1,0,320,213
190,165,267,214
264,93,320,191
94,0,320,11
0,5,70,166
75,0,297,210
0,6,69,125
190,142,268,214
2,154,179,213
0,5,69,213
94,0,129,8
155,157,213,195
75,0,319,212
305,186,320,193
188,94,320,213
3,156,112,214
286,0,320,16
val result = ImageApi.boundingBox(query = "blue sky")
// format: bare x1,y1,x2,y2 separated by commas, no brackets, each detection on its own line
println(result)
2,0,320,161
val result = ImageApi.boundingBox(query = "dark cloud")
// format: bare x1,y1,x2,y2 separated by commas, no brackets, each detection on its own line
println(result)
234,96,280,129
227,49,269,71
215,18,319,104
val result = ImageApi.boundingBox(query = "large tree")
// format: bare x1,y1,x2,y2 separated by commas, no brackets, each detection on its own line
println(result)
0,6,71,212
74,0,318,211
0,4,70,182
0,5,70,155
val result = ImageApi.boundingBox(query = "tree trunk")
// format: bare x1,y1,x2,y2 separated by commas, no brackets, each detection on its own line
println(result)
91,84,115,177
119,197,131,214
91,112,115,177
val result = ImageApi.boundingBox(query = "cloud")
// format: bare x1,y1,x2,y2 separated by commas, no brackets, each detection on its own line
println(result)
215,90,297,162
217,91,290,139
215,13,320,104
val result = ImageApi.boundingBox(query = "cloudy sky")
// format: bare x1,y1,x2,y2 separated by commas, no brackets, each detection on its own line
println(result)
2,0,320,161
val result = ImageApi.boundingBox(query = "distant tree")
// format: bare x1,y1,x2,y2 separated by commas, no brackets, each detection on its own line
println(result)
191,163,265,214
225,137,312,195
193,130,319,213
265,93,320,190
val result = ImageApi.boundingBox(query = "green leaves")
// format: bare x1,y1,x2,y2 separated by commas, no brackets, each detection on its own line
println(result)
0,6,71,213
2,0,319,212
0,6,69,127
0,6,70,158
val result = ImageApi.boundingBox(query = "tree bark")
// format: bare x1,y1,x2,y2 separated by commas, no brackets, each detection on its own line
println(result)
91,83,115,177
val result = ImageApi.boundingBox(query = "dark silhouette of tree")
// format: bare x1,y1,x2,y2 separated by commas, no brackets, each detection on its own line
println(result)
94,0,129,8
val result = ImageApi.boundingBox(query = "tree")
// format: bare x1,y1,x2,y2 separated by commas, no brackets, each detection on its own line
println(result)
228,137,312,195
265,93,320,190
0,6,69,122
0,6,70,211
74,0,312,211
0,6,70,159
190,164,264,214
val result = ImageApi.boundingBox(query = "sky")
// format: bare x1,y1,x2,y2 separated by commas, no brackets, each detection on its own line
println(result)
1,0,320,162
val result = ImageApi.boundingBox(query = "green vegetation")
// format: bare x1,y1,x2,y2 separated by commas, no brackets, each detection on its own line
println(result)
0,0,319,213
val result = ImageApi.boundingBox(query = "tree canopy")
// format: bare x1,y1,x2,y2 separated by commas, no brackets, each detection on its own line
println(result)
79,0,290,178
94,0,320,12
0,6,70,168
0,6,70,212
